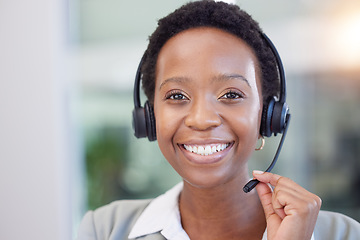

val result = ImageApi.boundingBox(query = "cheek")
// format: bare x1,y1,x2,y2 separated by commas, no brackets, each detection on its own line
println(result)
238,98,262,125
155,108,169,140
232,100,262,145
154,103,182,155
154,105,188,174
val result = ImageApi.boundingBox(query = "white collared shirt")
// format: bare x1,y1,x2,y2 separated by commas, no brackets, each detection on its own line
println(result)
128,182,315,240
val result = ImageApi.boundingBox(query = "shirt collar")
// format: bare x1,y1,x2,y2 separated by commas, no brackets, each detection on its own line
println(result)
128,182,315,240
128,182,189,239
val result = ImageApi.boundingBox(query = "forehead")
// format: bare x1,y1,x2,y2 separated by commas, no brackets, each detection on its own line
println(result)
159,27,257,60
155,27,260,88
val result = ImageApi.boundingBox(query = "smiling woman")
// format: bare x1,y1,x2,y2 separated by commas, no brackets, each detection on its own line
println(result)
76,1,360,240
154,27,262,190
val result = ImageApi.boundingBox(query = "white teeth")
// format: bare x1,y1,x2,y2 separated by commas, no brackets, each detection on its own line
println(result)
211,146,216,153
187,145,193,152
183,143,230,156
204,146,211,155
198,146,205,155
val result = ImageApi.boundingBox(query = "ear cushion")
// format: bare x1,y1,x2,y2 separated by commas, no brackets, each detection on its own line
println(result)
261,96,289,137
260,97,275,137
144,101,157,141
271,101,289,135
132,107,147,138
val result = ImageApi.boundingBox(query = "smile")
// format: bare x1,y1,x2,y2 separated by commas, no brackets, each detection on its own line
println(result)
183,143,230,156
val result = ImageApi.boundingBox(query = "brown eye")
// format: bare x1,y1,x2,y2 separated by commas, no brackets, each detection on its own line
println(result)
220,90,244,100
165,90,189,101
170,93,186,100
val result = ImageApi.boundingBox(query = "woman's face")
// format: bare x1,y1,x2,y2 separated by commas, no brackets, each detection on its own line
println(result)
154,27,263,188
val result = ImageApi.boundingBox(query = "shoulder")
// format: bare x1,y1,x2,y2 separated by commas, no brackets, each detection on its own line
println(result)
76,199,152,240
314,210,360,240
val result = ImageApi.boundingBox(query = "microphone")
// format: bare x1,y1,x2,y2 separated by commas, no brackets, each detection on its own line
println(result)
243,113,291,193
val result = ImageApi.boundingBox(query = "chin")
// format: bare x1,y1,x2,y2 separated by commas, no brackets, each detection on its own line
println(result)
180,166,244,190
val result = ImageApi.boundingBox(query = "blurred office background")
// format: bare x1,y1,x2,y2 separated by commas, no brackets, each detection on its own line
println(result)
1,0,359,239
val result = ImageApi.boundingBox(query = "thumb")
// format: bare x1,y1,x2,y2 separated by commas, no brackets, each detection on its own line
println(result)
253,171,282,226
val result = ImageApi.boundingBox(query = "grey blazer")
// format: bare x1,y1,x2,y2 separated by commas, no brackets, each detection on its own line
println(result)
76,199,360,240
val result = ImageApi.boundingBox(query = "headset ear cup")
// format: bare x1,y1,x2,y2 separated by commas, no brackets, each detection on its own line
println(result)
144,101,157,141
271,101,289,135
261,97,275,137
132,107,147,138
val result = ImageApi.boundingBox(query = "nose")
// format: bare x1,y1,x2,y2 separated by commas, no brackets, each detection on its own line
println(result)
184,97,222,131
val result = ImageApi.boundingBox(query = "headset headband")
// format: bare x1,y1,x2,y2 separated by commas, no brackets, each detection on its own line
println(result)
262,34,286,103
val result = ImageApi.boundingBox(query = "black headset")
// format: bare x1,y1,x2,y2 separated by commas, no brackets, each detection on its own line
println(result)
132,32,289,142
132,52,157,141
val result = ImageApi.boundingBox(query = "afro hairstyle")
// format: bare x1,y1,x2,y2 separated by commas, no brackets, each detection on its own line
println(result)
140,0,280,105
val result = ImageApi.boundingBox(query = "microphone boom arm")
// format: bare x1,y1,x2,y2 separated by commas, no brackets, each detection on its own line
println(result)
243,113,291,193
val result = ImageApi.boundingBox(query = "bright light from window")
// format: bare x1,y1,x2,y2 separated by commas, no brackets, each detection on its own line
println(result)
334,13,360,70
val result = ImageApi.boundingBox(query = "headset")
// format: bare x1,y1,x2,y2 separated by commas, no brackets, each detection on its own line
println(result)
132,52,157,142
132,32,291,193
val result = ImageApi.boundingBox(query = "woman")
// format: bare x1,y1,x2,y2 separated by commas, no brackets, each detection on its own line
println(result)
77,1,360,239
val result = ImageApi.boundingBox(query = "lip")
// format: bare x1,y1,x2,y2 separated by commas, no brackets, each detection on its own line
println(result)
178,141,234,165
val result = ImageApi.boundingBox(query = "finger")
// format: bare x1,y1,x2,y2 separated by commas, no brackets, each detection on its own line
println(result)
255,182,282,236
273,188,322,219
253,171,305,196
253,171,295,220
255,182,281,220
252,170,283,187
272,189,298,220
255,181,273,216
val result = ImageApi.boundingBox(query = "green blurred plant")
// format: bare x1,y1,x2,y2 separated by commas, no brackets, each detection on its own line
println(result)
85,127,130,210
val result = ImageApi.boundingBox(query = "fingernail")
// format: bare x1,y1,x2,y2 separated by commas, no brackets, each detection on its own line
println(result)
253,170,264,175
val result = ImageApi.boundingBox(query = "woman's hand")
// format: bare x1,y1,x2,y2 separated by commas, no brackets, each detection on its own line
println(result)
253,171,322,240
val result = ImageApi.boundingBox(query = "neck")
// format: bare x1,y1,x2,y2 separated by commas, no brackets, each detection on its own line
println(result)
179,177,266,240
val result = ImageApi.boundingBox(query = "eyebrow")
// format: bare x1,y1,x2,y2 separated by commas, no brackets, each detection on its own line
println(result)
159,76,190,90
212,73,251,87
159,73,250,90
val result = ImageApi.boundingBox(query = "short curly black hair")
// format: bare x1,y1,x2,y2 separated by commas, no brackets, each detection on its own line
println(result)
141,0,280,104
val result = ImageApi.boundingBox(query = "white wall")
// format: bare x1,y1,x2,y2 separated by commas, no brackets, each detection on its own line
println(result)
0,0,73,239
